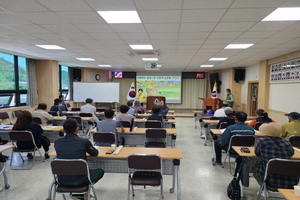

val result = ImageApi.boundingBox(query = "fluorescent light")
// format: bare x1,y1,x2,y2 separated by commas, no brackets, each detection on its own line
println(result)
35,45,65,50
129,45,153,50
142,58,158,61
98,65,112,67
209,57,227,61
97,11,141,23
76,58,95,61
262,7,300,21
225,44,253,49
200,65,214,67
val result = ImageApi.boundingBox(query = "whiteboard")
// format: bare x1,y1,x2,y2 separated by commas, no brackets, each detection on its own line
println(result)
73,82,119,102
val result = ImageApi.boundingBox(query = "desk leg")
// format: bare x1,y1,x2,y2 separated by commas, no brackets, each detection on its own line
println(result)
170,159,181,200
171,134,176,148
0,163,10,189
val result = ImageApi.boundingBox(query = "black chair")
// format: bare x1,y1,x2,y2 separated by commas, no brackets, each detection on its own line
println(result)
32,117,42,124
145,128,167,148
120,121,131,128
127,154,163,199
93,132,116,146
254,122,263,130
289,135,300,147
145,120,162,128
9,131,45,170
47,159,98,200
79,113,93,117
48,111,58,116
219,122,230,129
71,108,80,111
96,108,105,112
0,112,12,124
222,135,256,175
210,116,223,120
12,110,22,118
65,103,71,109
257,158,300,200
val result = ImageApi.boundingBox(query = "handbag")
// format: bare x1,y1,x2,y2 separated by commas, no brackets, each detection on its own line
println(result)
227,177,241,200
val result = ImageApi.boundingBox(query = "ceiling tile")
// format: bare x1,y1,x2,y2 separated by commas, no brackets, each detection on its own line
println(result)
208,31,243,39
7,24,51,34
17,12,69,24
221,8,276,22
180,23,217,32
139,10,181,23
135,0,182,10
56,11,103,24
110,24,146,33
0,13,33,24
178,32,210,39
75,24,113,33
183,0,233,9
145,24,179,32
214,22,256,31
36,0,92,11
249,21,296,31
0,0,48,12
182,9,227,23
41,24,82,33
148,32,178,40
85,0,136,10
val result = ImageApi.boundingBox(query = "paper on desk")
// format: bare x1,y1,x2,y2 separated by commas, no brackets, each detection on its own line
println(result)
43,126,56,129
93,146,99,149
220,129,226,133
254,130,261,134
293,147,300,153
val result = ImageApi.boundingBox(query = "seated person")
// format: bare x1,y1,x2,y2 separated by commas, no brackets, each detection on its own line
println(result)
59,95,68,111
213,111,254,165
50,99,67,116
54,119,104,186
147,105,165,128
132,100,144,114
12,111,50,159
80,98,99,122
214,104,228,117
115,105,135,122
157,100,169,115
126,100,137,115
281,112,300,140
96,109,123,146
248,109,275,127
217,107,236,128
254,123,299,189
32,103,54,125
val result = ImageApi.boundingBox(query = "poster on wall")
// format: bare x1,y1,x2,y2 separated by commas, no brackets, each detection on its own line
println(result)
270,59,300,83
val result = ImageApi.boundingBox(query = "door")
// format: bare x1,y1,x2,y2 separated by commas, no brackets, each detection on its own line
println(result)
250,83,258,116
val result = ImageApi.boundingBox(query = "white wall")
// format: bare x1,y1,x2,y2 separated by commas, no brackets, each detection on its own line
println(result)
241,64,260,104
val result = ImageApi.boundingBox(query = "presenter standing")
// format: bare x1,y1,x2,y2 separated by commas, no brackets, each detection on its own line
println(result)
225,88,234,107
136,89,146,106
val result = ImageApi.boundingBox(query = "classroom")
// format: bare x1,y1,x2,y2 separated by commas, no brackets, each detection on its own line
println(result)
0,1,300,200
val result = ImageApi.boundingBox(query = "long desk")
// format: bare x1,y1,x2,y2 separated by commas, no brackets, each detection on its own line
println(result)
53,116,94,121
91,127,177,147
0,144,14,190
49,147,182,200
135,118,176,128
211,129,265,137
278,189,300,200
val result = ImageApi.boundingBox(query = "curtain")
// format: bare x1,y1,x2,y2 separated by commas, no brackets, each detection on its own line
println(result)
26,58,38,106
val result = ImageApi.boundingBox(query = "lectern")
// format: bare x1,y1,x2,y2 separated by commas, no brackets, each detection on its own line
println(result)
146,96,166,110
198,97,223,111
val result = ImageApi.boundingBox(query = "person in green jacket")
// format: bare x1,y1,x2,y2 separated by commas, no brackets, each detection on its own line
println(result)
281,112,300,140
225,88,234,107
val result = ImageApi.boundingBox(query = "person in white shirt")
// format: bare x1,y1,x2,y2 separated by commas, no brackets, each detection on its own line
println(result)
80,98,99,122
213,104,228,117
32,103,54,125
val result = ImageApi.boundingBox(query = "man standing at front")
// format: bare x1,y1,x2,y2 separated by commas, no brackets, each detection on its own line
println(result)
80,98,99,122
213,111,254,165
54,119,104,187
225,88,234,108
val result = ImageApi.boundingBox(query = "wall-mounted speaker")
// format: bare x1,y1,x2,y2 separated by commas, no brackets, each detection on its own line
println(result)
73,68,81,81
234,69,245,83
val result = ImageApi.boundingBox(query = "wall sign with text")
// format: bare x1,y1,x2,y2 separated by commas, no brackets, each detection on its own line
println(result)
270,59,300,83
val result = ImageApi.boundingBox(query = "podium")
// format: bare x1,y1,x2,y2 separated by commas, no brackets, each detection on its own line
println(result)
146,96,166,110
198,97,223,111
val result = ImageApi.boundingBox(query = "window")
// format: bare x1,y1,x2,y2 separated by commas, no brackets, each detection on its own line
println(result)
0,53,27,107
59,65,70,100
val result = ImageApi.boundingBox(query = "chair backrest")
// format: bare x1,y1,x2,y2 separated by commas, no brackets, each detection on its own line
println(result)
219,122,230,129
13,110,22,118
48,111,58,116
67,116,82,124
128,154,161,170
254,122,264,130
264,158,300,180
210,116,223,120
96,108,105,112
71,107,80,111
32,117,42,124
93,132,115,143
66,103,71,108
79,113,93,117
0,112,9,120
230,135,256,147
289,135,300,147
145,120,162,128
120,121,131,128
9,131,34,142
51,159,90,180
145,128,167,139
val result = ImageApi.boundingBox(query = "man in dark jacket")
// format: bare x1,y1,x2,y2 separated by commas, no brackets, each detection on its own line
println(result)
147,105,165,127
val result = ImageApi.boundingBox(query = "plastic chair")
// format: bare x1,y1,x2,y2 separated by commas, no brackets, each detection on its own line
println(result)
127,154,163,200
9,131,45,170
48,111,58,116
145,128,167,148
0,112,13,124
92,132,116,146
120,121,131,128
47,159,97,200
257,158,300,200
288,135,300,147
32,117,42,124
145,120,162,128
71,108,80,111
222,135,256,175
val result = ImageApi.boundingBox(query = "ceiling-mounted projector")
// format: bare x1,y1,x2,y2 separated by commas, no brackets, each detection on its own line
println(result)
145,63,161,70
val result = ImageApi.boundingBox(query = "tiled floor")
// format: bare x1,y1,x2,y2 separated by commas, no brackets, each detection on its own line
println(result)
0,117,287,200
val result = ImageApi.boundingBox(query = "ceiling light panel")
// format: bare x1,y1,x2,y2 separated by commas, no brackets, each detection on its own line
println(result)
224,44,253,49
76,58,95,61
35,45,65,50
97,11,141,23
98,65,112,67
129,45,153,50
200,65,214,67
209,57,228,61
262,7,300,21
142,58,158,61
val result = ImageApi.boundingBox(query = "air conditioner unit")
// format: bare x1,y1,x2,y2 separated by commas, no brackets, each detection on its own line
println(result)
145,63,161,70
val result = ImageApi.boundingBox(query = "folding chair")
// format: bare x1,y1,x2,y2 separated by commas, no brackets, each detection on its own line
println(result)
127,154,163,200
32,117,42,124
120,121,131,128
0,112,13,124
288,135,300,147
92,132,116,146
145,128,167,148
71,108,80,111
145,120,162,128
79,113,93,117
47,159,98,200
203,116,222,146
9,131,45,170
257,158,300,200
222,135,256,175
48,111,58,116
254,122,263,130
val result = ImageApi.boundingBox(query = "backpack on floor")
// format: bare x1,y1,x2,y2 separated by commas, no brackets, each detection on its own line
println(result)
227,177,241,200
